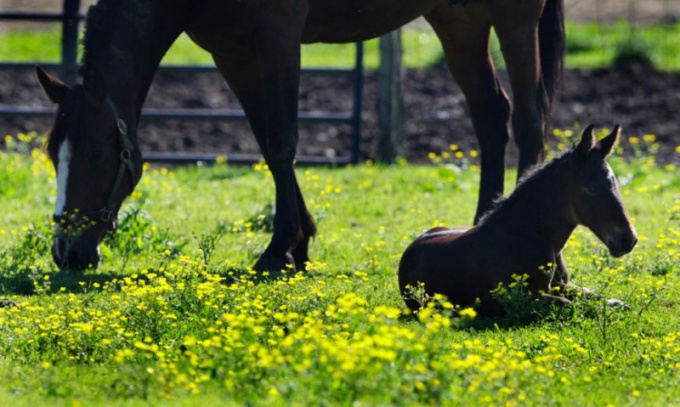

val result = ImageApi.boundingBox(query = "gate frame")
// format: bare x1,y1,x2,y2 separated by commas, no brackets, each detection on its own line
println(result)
0,0,364,166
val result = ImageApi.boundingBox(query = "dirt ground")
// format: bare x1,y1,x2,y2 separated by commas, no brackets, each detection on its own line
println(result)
1,64,679,165
1,0,679,164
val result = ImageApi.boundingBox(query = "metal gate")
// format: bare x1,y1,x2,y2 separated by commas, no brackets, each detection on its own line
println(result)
0,0,364,165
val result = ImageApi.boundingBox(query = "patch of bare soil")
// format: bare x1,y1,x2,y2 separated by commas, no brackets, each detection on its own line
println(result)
1,65,679,164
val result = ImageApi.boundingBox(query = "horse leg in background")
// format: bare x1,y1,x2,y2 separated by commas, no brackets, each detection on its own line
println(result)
490,0,549,178
425,4,512,224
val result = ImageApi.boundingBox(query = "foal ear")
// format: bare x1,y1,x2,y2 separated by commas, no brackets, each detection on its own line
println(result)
575,124,596,159
595,125,621,158
36,66,69,104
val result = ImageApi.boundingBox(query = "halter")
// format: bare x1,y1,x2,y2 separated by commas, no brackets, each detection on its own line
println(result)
52,96,137,231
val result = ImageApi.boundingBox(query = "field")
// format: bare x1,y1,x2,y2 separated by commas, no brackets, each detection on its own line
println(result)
1,128,680,405
2,5,680,405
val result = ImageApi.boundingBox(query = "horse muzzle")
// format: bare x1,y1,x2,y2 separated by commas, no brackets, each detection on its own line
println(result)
606,230,638,258
52,241,101,271
52,225,104,271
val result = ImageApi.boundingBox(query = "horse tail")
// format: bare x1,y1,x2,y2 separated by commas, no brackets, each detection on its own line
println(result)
538,0,565,108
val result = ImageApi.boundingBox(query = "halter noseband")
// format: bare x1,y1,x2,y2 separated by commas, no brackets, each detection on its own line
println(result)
52,96,137,231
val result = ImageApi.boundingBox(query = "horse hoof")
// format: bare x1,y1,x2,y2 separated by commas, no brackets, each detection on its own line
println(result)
607,298,630,311
252,252,295,277
0,299,17,308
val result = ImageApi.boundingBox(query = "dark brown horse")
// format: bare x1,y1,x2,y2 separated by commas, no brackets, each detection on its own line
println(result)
398,125,638,316
37,0,564,271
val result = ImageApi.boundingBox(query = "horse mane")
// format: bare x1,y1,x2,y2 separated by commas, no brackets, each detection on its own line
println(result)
82,0,123,68
478,148,574,225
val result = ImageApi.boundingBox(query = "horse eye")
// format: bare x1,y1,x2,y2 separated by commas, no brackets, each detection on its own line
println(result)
584,184,598,195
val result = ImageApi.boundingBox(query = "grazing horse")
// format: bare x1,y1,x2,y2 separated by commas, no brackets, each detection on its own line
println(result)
398,125,638,316
37,0,564,271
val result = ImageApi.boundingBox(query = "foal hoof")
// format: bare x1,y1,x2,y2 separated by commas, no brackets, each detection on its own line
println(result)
607,298,631,311
252,252,295,279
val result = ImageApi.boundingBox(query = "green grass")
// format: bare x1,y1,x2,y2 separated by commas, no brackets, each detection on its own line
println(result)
1,128,680,405
1,21,678,70
565,21,680,70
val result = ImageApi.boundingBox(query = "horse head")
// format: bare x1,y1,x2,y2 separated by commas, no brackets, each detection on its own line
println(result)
569,124,637,257
37,66,143,271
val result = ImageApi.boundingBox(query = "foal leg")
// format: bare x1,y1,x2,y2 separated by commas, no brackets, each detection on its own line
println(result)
489,0,549,178
214,55,317,272
549,253,589,299
425,4,512,223
551,251,628,309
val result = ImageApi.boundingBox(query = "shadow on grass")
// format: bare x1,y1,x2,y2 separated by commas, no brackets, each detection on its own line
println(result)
398,299,597,332
0,267,127,297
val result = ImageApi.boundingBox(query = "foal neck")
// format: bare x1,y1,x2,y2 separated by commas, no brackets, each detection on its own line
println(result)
479,156,577,252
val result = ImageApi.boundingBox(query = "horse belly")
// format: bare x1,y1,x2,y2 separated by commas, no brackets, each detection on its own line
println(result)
185,2,264,57
186,0,443,53
302,0,442,43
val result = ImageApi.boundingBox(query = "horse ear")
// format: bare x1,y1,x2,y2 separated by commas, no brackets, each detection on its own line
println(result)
596,125,621,158
36,66,69,104
575,124,596,159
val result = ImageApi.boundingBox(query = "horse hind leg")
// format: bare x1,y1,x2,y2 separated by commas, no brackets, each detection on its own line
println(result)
425,4,511,224
490,0,549,178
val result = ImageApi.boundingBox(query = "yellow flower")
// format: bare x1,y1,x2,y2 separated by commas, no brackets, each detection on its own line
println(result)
458,308,477,319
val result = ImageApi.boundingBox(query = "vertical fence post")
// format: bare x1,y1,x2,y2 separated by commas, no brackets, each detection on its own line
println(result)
350,41,364,164
61,0,81,84
376,29,404,164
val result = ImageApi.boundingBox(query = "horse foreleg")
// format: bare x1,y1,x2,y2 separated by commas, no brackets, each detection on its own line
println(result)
254,9,311,274
290,184,317,270
211,8,311,274
425,4,511,224
214,51,316,273
491,0,549,178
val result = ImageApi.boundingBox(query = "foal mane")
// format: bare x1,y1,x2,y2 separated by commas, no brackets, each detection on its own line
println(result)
478,148,574,225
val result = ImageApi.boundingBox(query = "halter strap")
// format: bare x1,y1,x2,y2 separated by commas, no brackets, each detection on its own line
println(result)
53,96,138,229
101,96,136,222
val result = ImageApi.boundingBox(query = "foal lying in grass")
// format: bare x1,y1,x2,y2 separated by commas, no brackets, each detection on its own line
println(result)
399,125,638,316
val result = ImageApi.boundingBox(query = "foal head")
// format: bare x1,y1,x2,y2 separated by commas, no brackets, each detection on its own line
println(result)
568,125,637,257
37,67,142,270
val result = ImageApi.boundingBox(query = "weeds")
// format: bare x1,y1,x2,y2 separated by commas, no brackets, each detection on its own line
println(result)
0,127,680,404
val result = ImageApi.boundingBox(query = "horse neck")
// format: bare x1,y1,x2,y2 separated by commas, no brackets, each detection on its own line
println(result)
484,164,578,253
83,1,186,112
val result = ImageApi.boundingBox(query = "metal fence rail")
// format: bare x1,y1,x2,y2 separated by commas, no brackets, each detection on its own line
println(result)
0,0,364,165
